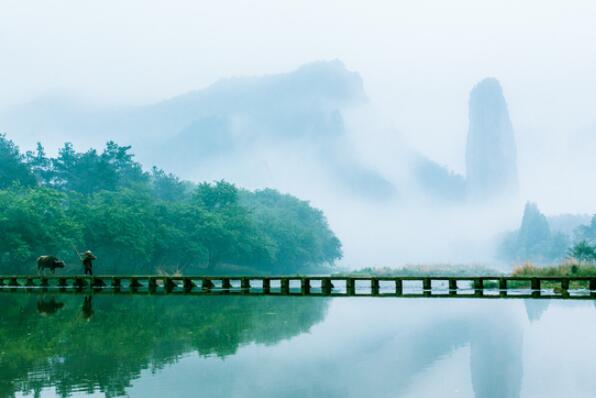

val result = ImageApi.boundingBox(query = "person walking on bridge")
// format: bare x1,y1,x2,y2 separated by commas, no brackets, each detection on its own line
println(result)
82,250,96,275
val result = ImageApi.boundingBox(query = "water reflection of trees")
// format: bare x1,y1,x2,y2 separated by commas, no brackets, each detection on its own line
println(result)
0,294,329,397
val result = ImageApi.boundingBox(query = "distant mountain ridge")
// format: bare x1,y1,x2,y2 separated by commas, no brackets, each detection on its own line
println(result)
0,60,396,200
0,61,515,205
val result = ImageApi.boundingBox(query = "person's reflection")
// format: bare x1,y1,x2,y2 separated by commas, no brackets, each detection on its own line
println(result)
82,296,94,320
36,297,64,316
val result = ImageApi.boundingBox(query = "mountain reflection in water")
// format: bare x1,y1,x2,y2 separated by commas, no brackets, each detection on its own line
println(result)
0,294,595,398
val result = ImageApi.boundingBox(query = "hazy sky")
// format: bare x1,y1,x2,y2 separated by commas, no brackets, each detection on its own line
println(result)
2,0,596,177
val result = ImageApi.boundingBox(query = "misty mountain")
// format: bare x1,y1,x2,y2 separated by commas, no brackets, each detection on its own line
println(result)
0,60,396,200
411,155,466,202
2,60,513,206
465,78,518,200
547,214,592,236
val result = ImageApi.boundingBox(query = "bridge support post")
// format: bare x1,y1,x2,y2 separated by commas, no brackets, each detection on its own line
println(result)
371,278,380,295
589,278,596,291
241,278,250,290
262,278,270,293
473,279,483,295
422,278,431,291
222,278,232,290
57,278,67,290
531,278,540,291
280,278,289,294
346,278,355,295
499,278,507,292
25,278,34,287
395,279,403,295
321,278,333,295
202,278,214,290
164,277,177,292
73,277,85,290
148,278,157,292
130,277,142,290
448,279,457,294
92,277,106,288
182,278,194,292
301,278,310,294
561,278,570,291
112,277,121,290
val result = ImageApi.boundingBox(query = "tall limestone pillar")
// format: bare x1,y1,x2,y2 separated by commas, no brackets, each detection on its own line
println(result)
465,78,518,200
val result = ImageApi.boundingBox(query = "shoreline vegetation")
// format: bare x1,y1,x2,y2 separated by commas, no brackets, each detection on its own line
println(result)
0,134,342,275
336,262,596,278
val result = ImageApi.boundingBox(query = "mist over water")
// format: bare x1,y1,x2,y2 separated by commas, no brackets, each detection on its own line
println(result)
3,293,596,398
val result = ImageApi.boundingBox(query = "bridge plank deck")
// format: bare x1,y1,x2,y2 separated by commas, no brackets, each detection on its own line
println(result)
0,275,595,299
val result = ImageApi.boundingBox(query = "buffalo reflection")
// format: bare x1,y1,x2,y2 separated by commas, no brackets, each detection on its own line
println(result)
36,297,64,316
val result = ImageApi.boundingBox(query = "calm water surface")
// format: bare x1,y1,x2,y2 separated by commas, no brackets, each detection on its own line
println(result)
1,293,595,397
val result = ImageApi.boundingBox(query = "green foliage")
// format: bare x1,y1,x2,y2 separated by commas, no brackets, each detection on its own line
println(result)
240,188,342,273
567,240,596,263
0,134,36,189
0,187,82,272
50,141,147,194
149,166,189,202
0,136,341,274
511,261,596,277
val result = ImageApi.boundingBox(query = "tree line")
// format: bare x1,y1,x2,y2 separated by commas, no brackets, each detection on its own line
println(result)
0,134,342,274
498,202,596,264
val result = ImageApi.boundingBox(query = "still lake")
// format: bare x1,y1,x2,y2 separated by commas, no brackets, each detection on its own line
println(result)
1,292,595,397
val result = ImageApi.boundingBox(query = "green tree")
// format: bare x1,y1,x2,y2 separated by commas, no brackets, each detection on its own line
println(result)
25,143,53,185
0,136,342,275
0,134,36,189
192,181,269,270
150,166,188,201
240,188,342,273
0,187,82,272
567,240,596,263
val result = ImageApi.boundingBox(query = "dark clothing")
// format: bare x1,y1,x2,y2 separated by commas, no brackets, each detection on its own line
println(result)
82,253,96,275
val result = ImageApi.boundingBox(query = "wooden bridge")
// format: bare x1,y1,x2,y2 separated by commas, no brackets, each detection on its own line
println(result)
1,275,595,299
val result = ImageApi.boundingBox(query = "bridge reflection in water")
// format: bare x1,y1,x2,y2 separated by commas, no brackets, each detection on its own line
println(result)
1,284,595,397
1,274,595,299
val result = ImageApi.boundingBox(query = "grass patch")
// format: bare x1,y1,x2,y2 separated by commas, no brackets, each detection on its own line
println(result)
334,264,502,277
510,262,596,289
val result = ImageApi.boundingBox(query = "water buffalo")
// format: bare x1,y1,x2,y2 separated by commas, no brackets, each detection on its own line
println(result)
37,255,65,274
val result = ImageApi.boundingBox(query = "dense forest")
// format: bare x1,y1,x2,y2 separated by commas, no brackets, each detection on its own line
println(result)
0,134,342,274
